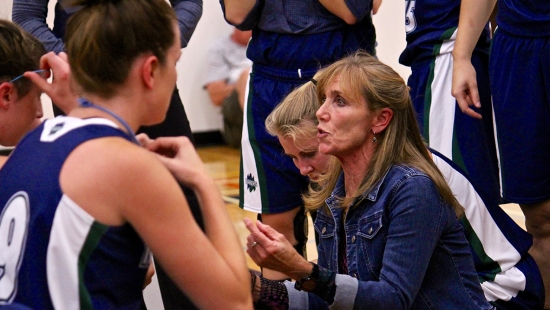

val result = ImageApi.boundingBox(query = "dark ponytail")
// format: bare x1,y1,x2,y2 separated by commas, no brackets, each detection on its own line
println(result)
64,0,122,5
64,0,177,98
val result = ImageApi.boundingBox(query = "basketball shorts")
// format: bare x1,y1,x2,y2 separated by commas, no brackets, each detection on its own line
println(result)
490,30,550,204
240,68,311,214
408,51,501,203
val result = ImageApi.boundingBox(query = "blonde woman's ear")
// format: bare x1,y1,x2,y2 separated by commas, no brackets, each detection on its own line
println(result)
373,107,393,132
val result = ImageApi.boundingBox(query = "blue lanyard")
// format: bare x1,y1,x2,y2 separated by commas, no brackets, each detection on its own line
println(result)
78,98,139,145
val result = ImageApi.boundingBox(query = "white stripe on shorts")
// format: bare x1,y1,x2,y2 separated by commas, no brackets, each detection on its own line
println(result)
240,71,264,213
429,34,456,160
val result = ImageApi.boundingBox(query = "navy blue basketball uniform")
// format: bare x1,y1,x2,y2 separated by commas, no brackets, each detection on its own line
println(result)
227,0,377,214
431,149,544,309
0,117,150,309
401,0,501,204
490,0,550,203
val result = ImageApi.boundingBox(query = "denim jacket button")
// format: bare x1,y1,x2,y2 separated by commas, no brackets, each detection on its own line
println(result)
322,227,327,234
353,273,358,278
368,227,373,234
351,235,356,243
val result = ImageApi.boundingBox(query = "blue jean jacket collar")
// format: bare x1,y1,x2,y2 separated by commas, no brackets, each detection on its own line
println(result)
328,166,393,206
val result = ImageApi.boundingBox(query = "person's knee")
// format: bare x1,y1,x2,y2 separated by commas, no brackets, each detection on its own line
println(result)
521,200,550,239
293,207,308,257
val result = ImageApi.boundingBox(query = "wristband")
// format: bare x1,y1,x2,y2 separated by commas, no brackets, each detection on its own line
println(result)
294,262,319,292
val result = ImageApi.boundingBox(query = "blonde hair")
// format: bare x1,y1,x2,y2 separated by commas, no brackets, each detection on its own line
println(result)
304,51,463,216
265,70,338,189
265,77,319,151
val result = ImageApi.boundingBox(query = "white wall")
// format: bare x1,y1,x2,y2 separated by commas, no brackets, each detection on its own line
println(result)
373,0,411,81
177,0,231,132
0,0,409,134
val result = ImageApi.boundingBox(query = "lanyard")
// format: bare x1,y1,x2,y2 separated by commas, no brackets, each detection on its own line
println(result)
78,98,139,145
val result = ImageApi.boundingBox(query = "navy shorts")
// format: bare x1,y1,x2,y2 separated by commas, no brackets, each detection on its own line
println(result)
239,68,311,214
408,52,501,203
490,31,550,204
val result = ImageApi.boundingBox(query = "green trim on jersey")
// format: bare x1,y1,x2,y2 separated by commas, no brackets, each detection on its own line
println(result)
423,59,436,141
451,131,468,174
460,216,501,283
433,27,457,56
423,27,456,143
78,221,108,310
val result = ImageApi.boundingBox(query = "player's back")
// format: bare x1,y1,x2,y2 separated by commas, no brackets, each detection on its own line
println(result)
400,0,490,66
0,117,149,309
497,0,550,37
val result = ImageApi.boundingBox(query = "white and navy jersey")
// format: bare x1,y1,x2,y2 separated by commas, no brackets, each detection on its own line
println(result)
400,0,491,66
497,0,550,37
0,117,150,310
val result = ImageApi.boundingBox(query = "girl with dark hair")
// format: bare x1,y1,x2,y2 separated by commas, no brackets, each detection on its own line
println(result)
0,1,251,309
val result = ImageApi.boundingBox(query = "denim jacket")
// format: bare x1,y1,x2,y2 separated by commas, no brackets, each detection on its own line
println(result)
286,164,494,309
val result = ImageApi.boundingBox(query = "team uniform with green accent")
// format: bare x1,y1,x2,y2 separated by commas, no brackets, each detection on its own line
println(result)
222,0,377,214
400,1,544,306
0,117,150,309
431,149,544,309
401,0,501,204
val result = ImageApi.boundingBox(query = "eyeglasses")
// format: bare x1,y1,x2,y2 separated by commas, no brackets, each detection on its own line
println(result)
9,69,48,83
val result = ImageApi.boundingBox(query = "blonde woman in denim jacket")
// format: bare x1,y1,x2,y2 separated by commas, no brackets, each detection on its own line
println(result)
244,51,495,309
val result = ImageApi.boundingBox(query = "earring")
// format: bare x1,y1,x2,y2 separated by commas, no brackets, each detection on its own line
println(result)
372,130,377,143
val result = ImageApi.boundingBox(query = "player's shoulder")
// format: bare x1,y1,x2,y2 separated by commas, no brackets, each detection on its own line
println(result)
74,136,161,176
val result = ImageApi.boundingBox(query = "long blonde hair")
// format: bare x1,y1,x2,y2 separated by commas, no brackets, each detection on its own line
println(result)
304,51,463,216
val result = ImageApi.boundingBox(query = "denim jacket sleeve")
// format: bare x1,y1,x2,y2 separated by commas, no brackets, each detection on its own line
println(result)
352,175,447,308
170,0,202,48
284,273,359,309
12,0,65,53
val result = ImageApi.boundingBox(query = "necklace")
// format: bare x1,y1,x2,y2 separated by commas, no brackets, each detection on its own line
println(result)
78,98,139,145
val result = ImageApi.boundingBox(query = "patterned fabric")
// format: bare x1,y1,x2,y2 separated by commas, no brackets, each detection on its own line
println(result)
256,277,289,310
313,265,337,304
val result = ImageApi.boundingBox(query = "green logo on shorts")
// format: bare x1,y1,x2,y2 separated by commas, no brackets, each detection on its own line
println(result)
246,173,257,192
